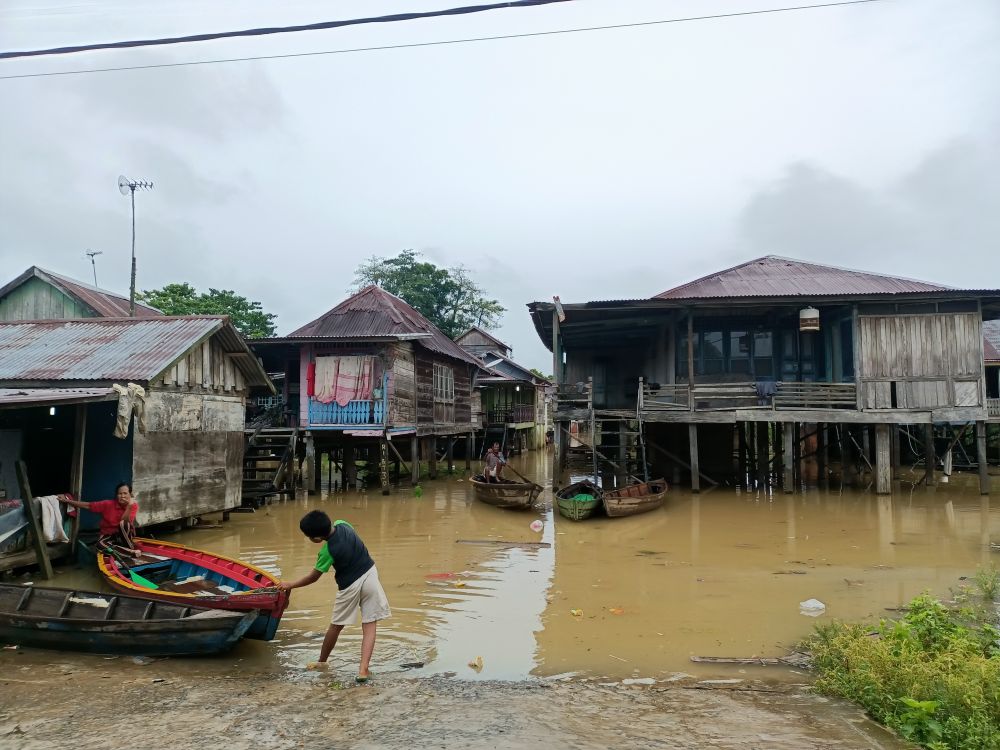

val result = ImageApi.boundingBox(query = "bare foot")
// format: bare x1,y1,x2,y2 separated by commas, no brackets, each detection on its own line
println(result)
306,662,329,671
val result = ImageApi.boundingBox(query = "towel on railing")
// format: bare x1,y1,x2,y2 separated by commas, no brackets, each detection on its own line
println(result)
314,356,375,406
36,495,70,543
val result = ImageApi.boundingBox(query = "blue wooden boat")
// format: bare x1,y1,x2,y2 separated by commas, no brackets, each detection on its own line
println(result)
0,582,256,656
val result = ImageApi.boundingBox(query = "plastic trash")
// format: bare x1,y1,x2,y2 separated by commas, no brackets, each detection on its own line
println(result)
799,598,826,617
529,520,543,533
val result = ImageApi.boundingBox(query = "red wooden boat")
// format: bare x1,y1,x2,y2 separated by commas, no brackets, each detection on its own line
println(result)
96,538,288,641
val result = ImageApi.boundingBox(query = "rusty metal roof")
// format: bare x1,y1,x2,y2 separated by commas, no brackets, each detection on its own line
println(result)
655,256,951,299
0,266,163,318
0,387,117,409
984,320,1000,363
0,317,271,386
286,286,482,367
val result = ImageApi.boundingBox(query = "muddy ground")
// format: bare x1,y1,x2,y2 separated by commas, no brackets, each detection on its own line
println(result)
0,658,908,750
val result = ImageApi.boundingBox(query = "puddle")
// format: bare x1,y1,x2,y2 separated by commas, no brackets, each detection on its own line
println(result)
35,453,999,683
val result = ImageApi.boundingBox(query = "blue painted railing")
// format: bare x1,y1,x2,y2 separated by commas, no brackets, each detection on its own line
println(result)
307,372,388,427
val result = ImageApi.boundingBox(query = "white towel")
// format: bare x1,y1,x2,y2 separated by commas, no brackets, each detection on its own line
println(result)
37,495,69,543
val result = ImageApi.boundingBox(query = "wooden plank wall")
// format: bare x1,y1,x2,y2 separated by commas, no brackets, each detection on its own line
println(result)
388,342,416,425
153,336,247,394
0,277,91,321
414,352,473,431
858,313,983,409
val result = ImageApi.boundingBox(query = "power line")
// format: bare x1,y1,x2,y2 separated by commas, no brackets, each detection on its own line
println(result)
0,0,577,60
0,0,892,82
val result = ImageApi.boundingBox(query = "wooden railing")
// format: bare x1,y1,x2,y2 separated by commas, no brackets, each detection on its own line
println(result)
640,381,689,411
691,382,759,410
988,398,1000,419
487,405,535,424
772,382,857,409
556,380,593,409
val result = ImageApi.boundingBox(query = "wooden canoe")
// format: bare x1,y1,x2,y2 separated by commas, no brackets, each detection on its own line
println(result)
555,480,603,521
603,479,668,518
0,582,256,656
97,538,288,641
470,475,543,510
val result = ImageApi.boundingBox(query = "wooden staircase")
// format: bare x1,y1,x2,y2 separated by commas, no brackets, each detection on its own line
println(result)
241,428,298,508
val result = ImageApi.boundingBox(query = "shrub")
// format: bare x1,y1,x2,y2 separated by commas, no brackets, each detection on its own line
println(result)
807,586,1000,749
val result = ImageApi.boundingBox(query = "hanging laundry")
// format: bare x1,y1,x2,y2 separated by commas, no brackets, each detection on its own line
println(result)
111,383,147,439
314,356,375,406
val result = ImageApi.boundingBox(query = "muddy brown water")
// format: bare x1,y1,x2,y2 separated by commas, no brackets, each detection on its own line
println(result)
33,452,1000,683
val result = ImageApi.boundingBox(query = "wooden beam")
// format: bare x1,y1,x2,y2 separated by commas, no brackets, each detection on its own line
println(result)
410,435,420,484
756,423,768,488
15,461,53,580
446,438,455,474
686,311,695,402
817,422,827,485
923,423,936,486
69,403,87,556
852,304,862,411
644,437,719,487
386,439,411,477
380,440,390,496
977,420,990,495
465,433,473,471
783,422,794,493
688,423,700,493
552,308,562,386
875,424,891,495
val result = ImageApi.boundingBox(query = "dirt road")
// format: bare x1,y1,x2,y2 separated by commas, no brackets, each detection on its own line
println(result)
0,657,907,750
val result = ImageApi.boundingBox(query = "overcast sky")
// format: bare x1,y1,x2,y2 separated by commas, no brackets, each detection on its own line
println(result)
1,0,997,371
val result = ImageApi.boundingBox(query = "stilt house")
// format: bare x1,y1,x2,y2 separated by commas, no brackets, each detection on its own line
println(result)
528,256,1000,495
0,266,163,320
249,286,484,494
0,316,272,572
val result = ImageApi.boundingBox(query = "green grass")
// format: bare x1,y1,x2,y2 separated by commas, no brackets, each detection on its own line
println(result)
806,571,1000,749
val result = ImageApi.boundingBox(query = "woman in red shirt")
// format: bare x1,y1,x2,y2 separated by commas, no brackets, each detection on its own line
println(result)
60,482,138,550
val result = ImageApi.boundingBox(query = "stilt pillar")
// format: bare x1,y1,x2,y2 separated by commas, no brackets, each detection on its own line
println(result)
755,422,768,489
465,433,473,471
891,426,901,480
447,438,455,475
380,440,390,496
737,422,747,485
875,424,891,495
688,423,700,493
428,437,438,479
842,426,857,486
344,444,357,490
304,431,317,494
783,422,794,493
410,435,420,484
924,423,936,486
816,423,827,485
977,420,990,495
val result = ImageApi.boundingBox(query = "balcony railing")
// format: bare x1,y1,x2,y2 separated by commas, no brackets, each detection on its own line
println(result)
487,404,535,424
307,373,389,426
988,398,1000,419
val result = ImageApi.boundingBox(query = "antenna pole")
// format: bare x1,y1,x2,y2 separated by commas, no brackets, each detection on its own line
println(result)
129,186,136,316
85,249,102,287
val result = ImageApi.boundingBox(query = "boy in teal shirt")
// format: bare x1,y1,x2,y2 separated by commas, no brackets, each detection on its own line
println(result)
279,510,391,681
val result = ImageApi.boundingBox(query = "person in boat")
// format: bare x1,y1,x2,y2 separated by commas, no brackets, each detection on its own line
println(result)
483,442,506,483
278,510,391,683
58,482,138,551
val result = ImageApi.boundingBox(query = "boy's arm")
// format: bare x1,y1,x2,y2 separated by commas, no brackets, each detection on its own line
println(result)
278,568,322,591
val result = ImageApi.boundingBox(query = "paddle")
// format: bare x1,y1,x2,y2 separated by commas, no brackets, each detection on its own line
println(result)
500,460,542,490
100,545,159,590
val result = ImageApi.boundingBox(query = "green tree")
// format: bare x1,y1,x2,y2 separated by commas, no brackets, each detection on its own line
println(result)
529,368,553,382
353,250,504,338
137,282,277,339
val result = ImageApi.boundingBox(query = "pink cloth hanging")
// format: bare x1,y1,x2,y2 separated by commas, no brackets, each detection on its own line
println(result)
314,356,375,406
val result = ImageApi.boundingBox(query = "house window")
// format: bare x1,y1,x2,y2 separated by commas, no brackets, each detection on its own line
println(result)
753,332,774,378
433,363,455,422
730,331,751,374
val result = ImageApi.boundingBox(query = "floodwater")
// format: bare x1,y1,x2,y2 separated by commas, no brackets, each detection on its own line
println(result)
45,451,1000,682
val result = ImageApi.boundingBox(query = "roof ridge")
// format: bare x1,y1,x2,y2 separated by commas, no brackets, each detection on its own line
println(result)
36,266,163,310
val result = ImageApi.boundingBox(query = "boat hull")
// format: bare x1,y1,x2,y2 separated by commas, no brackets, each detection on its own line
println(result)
97,538,288,641
0,583,255,656
470,476,542,510
603,479,668,518
555,480,603,521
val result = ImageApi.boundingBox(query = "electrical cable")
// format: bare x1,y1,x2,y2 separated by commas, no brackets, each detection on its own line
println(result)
0,0,892,81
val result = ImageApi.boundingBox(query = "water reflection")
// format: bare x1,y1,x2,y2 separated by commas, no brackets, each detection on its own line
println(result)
43,455,1000,681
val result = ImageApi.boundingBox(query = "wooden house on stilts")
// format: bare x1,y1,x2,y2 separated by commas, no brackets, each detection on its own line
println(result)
250,286,484,494
529,256,1000,496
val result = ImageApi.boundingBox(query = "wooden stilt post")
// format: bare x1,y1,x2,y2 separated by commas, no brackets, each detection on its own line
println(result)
15,461,53,580
977,420,990,495
688,423,700,493
69,404,87,556
862,427,872,479
737,422,747,487
891,426,901,480
411,435,420,484
447,438,455,475
756,422,768,488
465,433,473,472
304,432,317,494
875,424,891,495
344,444,357,491
924,423,936,486
783,422,794,493
428,437,438,479
380,440,390,495
816,422,827,486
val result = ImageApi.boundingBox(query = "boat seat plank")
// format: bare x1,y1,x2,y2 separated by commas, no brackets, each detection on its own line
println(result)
15,586,33,612
102,596,119,620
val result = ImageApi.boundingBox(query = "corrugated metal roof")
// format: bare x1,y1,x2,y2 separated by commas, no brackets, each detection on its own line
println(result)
655,256,952,299
984,320,1000,363
0,267,163,318
0,387,116,408
0,317,225,382
287,286,482,367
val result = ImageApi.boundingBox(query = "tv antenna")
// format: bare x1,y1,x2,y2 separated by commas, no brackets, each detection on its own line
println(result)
118,175,154,316
84,249,103,287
